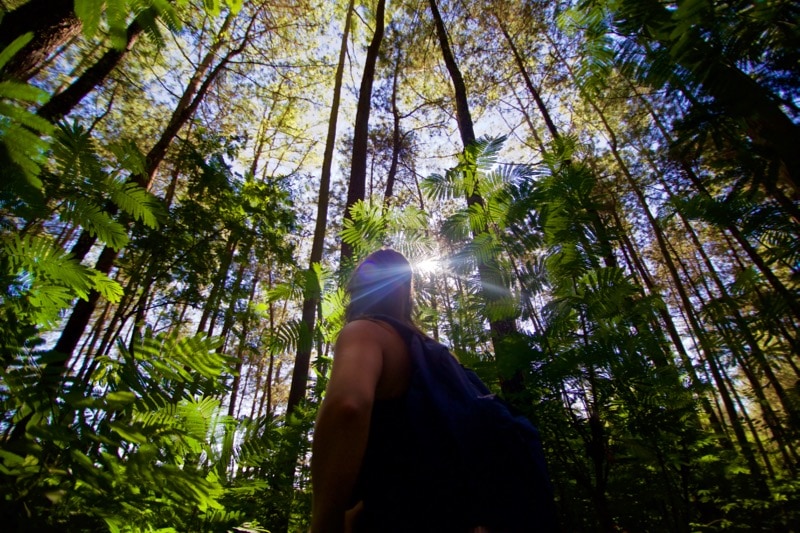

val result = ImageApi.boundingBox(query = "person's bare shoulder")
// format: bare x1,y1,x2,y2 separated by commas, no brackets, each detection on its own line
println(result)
339,319,410,399
336,319,393,346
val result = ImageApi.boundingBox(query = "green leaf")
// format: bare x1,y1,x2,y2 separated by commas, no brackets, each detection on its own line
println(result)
0,81,50,104
89,270,123,303
224,0,243,14
59,199,129,251
107,178,164,228
109,140,147,177
105,390,137,407
74,0,104,39
0,33,33,69
108,421,148,444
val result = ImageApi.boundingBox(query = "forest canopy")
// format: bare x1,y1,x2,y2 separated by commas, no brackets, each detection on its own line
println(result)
1,0,798,531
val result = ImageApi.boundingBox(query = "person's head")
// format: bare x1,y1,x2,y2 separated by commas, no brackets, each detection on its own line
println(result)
345,249,413,324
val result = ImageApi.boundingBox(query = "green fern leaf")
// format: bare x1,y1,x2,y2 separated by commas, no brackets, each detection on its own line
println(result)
467,202,488,234
468,135,506,171
108,139,147,177
0,34,34,70
106,178,163,228
105,0,129,49
441,210,471,243
88,270,123,303
74,0,104,39
4,235,96,300
59,199,129,251
421,173,458,201
150,0,183,31
340,200,387,252
0,81,50,104
52,121,103,182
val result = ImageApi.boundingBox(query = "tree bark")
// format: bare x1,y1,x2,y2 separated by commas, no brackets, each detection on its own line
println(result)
0,0,80,81
428,0,521,397
340,0,386,261
285,0,355,417
38,18,144,122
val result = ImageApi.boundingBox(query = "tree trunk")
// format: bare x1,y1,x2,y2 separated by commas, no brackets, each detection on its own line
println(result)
0,0,80,81
285,0,355,417
340,0,386,261
428,0,521,396
383,47,402,207
38,18,144,122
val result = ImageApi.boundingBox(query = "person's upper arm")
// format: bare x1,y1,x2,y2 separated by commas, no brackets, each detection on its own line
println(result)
324,320,385,412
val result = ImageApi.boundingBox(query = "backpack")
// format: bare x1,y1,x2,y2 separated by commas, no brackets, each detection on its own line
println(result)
371,315,557,532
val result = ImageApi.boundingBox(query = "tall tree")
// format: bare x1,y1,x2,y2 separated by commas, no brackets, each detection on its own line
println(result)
428,0,523,396
285,0,356,418
49,8,253,375
340,0,387,261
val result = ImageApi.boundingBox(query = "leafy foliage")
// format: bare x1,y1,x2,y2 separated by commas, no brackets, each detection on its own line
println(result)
0,35,54,202
0,328,233,531
1,0,798,531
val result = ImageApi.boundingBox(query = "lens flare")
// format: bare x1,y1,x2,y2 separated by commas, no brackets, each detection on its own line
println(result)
414,258,441,274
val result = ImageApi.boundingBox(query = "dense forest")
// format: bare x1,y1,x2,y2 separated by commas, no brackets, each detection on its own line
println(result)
1,0,798,530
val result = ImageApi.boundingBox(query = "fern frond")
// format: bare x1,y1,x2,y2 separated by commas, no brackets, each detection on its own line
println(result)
421,172,458,201
149,0,182,32
108,139,147,177
59,199,129,251
265,279,302,303
270,319,304,353
467,202,488,234
106,178,163,229
88,270,124,303
463,136,505,170
440,209,471,244
0,81,50,104
52,122,103,182
0,34,33,70
74,0,104,39
340,200,387,253
3,235,122,318
176,397,222,440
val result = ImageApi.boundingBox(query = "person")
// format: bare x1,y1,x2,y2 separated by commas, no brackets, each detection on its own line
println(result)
310,249,554,533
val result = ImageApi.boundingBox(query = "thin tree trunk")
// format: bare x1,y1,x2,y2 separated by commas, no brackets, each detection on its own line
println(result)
494,12,559,141
228,264,262,418
383,47,402,206
428,0,521,396
285,0,355,417
340,0,386,261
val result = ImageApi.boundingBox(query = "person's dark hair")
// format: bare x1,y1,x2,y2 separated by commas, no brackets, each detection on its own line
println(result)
345,249,413,324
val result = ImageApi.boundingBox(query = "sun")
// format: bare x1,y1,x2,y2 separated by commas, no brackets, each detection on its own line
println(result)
414,257,442,274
